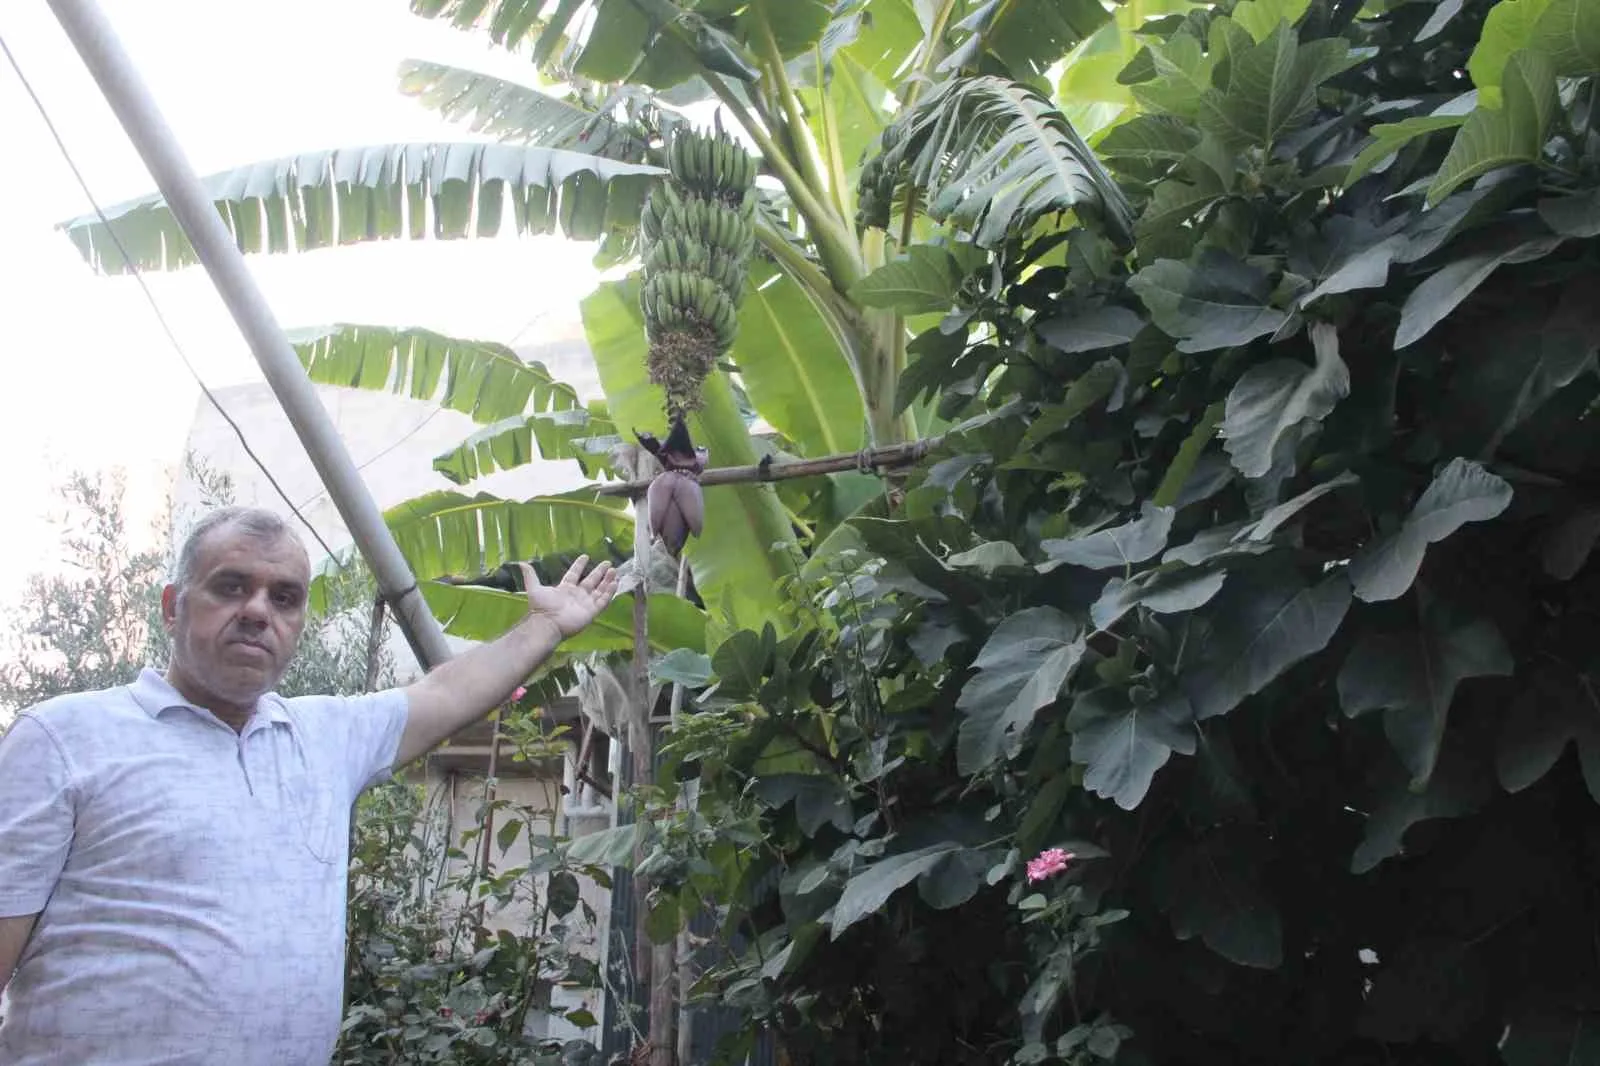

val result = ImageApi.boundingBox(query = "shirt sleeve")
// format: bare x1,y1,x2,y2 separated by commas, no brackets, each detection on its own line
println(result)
344,688,411,794
0,716,77,917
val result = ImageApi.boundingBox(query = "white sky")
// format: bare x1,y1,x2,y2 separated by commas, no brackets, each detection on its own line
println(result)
0,0,606,606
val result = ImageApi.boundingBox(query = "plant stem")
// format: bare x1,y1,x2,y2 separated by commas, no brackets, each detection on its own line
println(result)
814,50,854,222
755,10,836,222
905,0,963,109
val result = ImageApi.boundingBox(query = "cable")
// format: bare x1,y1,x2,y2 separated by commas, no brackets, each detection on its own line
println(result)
290,406,442,514
0,31,342,566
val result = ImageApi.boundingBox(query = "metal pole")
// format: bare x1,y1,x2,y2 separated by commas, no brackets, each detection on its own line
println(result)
46,0,454,671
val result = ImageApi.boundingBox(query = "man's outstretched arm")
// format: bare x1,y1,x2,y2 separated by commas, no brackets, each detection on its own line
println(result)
395,555,618,766
0,913,37,995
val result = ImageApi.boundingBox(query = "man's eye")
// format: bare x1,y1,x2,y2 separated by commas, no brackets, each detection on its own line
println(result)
274,592,302,608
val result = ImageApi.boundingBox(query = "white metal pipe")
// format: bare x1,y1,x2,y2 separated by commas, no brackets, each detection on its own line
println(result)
46,0,454,671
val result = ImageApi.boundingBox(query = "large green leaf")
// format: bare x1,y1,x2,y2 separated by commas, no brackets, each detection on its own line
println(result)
385,489,632,581
1230,0,1313,42
1054,0,1196,136
1529,0,1600,76
1126,31,1219,121
580,275,793,629
1344,114,1467,185
1347,458,1512,603
576,0,759,87
431,408,619,483
397,61,645,160
1150,833,1283,968
1338,603,1512,789
1039,504,1175,571
1089,566,1228,632
1351,748,1489,873
828,842,967,939
409,0,545,48
864,75,1133,247
1135,169,1229,239
736,264,866,456
1182,563,1353,720
743,0,834,59
1067,687,1196,809
1442,278,1600,456
1393,232,1565,349
1497,671,1600,802
1129,250,1289,354
1196,21,1358,151
421,582,706,652
941,0,1115,82
1220,322,1350,479
61,144,666,274
290,324,580,425
956,607,1087,773
1471,0,1549,91
1426,51,1559,206
822,0,922,85
848,243,987,315
1036,305,1145,353
1540,188,1600,238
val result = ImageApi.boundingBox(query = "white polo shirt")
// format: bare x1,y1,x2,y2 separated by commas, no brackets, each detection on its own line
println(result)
0,668,410,1065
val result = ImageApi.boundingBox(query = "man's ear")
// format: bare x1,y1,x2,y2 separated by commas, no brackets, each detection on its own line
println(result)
160,585,179,632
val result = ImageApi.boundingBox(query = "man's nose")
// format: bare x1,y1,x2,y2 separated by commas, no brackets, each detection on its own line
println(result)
238,588,273,624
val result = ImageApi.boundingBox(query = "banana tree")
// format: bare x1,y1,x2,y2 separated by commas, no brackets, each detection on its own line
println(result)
59,0,1135,640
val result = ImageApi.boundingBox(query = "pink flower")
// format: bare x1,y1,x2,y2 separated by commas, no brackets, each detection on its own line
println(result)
1026,847,1073,883
511,686,527,702
439,1006,454,1019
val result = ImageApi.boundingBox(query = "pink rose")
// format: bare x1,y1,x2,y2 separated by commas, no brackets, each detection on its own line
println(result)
1025,847,1073,883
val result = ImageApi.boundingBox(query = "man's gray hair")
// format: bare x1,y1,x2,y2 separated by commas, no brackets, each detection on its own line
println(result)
172,506,297,590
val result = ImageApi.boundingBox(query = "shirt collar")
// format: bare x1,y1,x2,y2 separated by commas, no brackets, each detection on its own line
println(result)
129,667,290,727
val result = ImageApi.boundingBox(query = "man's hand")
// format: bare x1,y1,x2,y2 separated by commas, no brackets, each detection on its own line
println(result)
396,555,620,766
517,555,619,639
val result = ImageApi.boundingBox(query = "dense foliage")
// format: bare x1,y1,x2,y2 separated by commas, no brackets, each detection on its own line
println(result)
592,0,1600,1062
337,728,612,1066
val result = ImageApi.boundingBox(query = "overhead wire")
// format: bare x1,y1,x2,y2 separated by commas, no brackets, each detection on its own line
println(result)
0,30,343,565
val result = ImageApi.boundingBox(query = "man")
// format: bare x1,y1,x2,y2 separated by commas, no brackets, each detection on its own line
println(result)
0,506,618,1064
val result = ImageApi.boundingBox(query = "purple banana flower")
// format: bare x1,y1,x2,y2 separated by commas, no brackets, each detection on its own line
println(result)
636,419,708,557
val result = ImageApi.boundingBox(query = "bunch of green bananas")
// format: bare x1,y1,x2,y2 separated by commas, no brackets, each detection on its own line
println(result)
639,185,757,260
637,125,761,417
640,269,739,351
643,235,747,296
667,125,757,202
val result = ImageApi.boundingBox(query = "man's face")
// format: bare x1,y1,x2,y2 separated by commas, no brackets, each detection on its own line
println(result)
161,524,310,711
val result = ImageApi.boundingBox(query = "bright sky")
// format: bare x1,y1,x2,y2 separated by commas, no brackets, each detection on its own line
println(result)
0,0,605,605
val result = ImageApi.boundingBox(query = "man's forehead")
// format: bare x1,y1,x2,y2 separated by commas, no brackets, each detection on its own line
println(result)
194,527,310,582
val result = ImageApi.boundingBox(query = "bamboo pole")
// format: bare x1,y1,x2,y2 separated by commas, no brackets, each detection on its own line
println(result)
594,438,940,499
